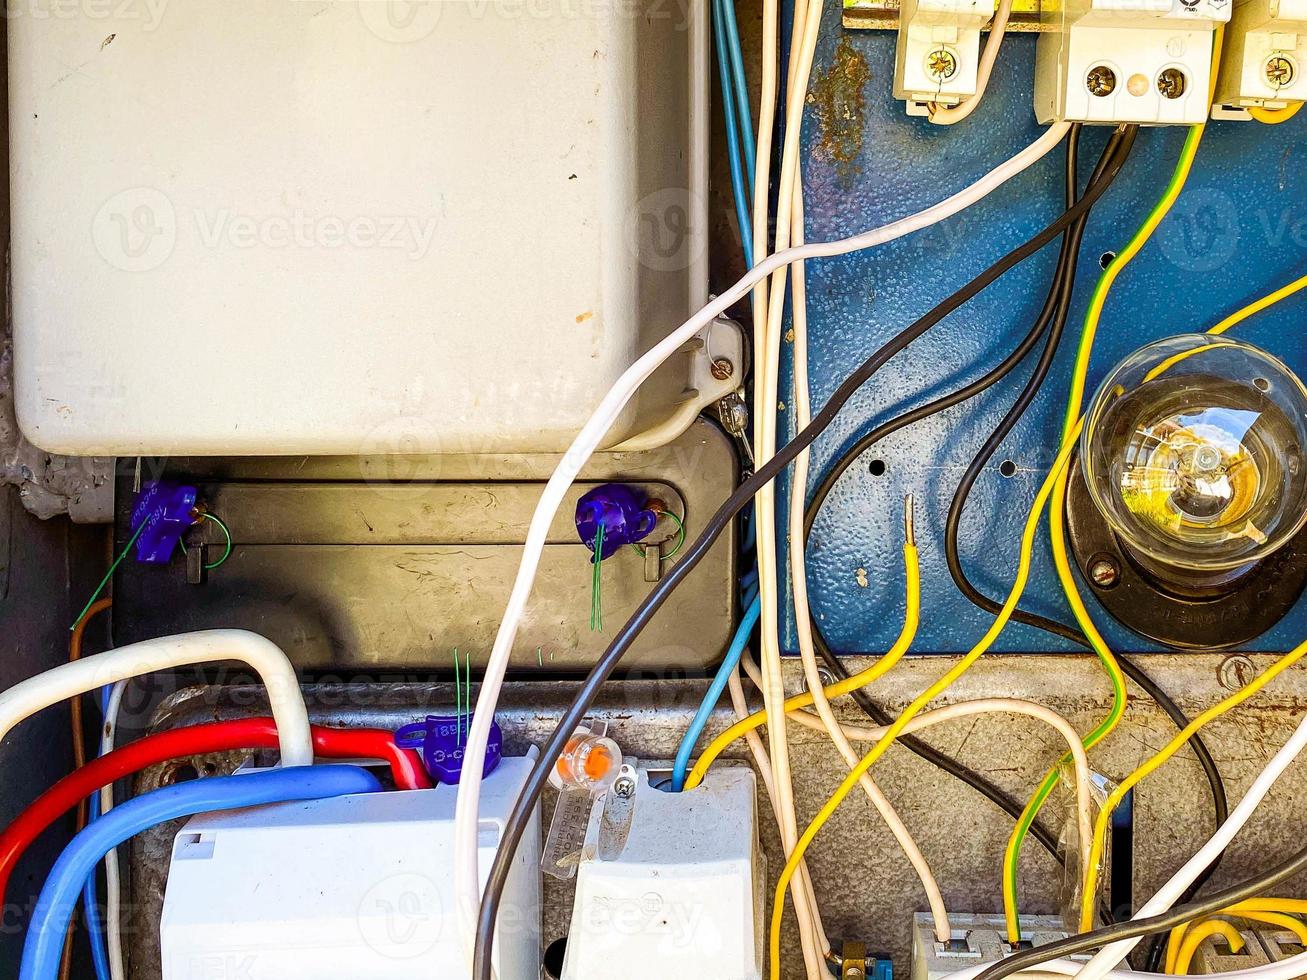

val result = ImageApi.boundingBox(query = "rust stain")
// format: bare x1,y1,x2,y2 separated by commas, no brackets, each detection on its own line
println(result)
809,35,871,187
575,311,594,324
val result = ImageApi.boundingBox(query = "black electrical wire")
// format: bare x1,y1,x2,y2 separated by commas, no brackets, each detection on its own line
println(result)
971,840,1307,980
474,124,1141,979
796,119,1226,962
797,123,1111,868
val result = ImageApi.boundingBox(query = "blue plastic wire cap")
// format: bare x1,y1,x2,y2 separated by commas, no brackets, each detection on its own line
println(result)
130,481,200,564
394,715,503,784
575,483,659,560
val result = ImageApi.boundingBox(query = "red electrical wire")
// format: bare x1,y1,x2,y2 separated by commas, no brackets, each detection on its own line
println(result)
0,719,432,905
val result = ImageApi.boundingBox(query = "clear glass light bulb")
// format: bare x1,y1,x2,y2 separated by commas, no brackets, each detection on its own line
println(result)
1082,335,1307,573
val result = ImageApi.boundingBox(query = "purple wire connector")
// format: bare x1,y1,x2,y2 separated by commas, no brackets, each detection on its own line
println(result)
131,481,200,564
394,715,503,785
575,483,659,560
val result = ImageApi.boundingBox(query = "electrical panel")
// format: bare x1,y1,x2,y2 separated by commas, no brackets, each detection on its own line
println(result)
1035,0,1231,123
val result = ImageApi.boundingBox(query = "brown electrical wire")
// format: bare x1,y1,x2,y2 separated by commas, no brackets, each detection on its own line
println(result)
61,597,113,980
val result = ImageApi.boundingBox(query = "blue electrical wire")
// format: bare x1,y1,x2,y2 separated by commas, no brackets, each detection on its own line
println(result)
717,0,756,193
80,790,112,980
672,592,761,791
712,0,755,269
21,766,383,980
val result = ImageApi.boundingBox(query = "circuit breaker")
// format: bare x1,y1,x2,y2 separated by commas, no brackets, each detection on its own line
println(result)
1035,0,1232,123
1213,0,1307,113
894,0,1000,113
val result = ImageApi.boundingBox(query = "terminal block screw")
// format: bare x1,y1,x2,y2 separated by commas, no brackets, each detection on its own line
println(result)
1157,67,1188,100
1265,55,1295,89
1086,65,1117,97
710,357,735,381
926,48,958,81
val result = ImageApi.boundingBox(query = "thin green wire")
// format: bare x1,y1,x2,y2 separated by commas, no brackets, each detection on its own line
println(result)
1004,124,1206,939
463,649,472,746
453,648,462,746
178,512,235,570
590,524,606,632
629,511,687,562
70,521,146,630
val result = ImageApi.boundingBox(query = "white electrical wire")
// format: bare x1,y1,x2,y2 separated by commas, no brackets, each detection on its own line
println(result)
1071,710,1307,980
725,666,834,955
787,173,952,941
100,679,128,980
753,0,832,973
928,0,1014,125
450,118,1071,963
943,957,1307,980
0,630,311,766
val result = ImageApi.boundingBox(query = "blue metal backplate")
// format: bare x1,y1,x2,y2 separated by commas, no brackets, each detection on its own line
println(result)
780,18,1307,655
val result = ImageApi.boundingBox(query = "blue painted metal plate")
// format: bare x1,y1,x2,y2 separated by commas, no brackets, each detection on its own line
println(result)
781,17,1307,655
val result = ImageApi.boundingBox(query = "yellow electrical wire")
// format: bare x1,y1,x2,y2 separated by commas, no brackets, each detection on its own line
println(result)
1173,918,1245,975
684,532,920,790
767,418,1084,980
1208,273,1307,334
1166,899,1307,971
1249,102,1302,124
1078,636,1307,933
1232,910,1307,945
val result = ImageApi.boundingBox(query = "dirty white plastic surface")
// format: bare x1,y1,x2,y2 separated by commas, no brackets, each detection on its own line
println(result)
562,767,763,980
159,756,540,979
8,0,714,456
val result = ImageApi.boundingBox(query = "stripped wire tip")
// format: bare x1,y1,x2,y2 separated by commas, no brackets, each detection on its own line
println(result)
903,494,916,546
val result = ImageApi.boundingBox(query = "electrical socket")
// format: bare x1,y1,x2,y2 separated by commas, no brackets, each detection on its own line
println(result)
893,0,998,115
1034,0,1232,124
909,913,1090,980
1212,0,1306,117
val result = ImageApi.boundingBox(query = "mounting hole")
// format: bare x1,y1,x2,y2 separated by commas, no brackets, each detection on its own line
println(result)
1099,251,1116,270
868,459,887,477
543,937,569,979
1255,377,1271,392
999,459,1018,478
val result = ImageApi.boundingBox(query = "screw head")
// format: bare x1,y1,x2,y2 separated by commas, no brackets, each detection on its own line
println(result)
711,357,735,381
1218,654,1256,693
1266,55,1296,89
1089,556,1121,589
847,969,864,979
1157,67,1188,100
1086,65,1118,97
613,775,636,799
926,48,958,81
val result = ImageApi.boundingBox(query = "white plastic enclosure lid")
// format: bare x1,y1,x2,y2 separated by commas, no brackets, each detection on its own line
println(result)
8,0,709,456
159,756,542,979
